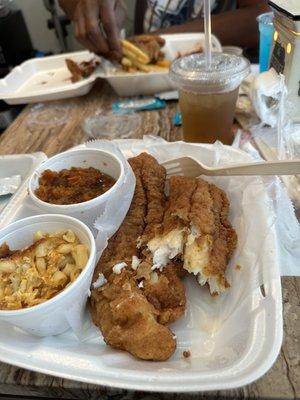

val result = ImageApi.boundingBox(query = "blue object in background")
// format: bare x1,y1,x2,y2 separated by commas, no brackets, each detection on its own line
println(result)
34,51,46,58
112,97,166,114
257,12,274,73
172,111,182,126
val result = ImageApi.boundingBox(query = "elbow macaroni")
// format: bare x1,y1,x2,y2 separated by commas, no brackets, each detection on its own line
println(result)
0,230,89,310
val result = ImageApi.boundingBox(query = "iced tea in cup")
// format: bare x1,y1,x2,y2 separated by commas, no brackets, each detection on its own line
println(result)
169,53,250,144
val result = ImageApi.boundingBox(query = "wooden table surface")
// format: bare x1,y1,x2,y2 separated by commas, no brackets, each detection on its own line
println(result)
0,82,299,400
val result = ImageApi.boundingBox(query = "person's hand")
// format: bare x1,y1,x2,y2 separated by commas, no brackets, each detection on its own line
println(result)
73,0,126,59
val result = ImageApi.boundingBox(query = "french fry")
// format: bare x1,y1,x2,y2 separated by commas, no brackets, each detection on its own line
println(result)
121,57,132,67
130,59,151,72
147,64,169,72
156,59,171,68
122,47,149,67
121,39,150,65
128,67,138,73
131,58,168,73
120,36,171,73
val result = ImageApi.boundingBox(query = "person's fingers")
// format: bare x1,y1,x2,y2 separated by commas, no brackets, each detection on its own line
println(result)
84,0,110,55
73,0,124,58
99,0,122,58
74,3,98,53
74,3,85,42
85,21,109,55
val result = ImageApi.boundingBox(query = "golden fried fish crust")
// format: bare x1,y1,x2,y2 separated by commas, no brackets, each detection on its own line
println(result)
139,153,166,244
184,177,237,293
142,263,186,325
137,155,186,324
164,176,198,230
92,155,147,279
90,153,185,361
147,175,237,295
203,183,237,283
90,153,237,360
91,271,175,361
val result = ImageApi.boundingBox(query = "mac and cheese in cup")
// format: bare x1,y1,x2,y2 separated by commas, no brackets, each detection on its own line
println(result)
0,214,96,336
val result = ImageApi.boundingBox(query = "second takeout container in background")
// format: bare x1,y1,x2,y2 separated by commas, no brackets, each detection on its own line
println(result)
0,214,96,337
0,51,97,105
105,33,222,96
0,33,222,103
28,148,124,230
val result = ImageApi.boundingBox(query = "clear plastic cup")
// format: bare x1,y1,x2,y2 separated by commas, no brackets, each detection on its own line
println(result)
257,12,274,73
169,53,250,144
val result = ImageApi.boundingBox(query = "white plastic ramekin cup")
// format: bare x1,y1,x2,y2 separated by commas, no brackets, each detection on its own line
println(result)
0,214,96,336
28,148,124,228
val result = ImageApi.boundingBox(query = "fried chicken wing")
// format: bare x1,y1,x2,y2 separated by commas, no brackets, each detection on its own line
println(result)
65,58,99,83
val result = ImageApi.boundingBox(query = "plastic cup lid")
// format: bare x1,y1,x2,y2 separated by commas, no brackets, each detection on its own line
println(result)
169,52,250,93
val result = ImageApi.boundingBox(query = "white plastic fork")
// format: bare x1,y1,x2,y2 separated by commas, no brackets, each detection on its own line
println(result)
161,156,300,178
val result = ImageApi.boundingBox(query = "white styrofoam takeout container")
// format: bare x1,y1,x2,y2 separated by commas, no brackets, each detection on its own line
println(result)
0,33,222,102
105,33,222,96
0,140,283,392
0,153,47,214
28,148,124,229
0,51,96,104
0,214,96,336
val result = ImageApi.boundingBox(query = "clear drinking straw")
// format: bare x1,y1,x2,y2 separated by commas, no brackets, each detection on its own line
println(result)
204,0,212,70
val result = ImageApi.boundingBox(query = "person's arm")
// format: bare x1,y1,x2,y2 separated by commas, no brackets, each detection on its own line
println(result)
155,1,269,51
58,0,126,58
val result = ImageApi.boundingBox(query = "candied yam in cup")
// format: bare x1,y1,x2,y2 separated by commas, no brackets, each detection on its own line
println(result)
28,148,124,229
0,214,96,337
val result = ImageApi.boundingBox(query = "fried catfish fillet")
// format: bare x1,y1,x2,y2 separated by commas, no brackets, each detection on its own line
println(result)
137,154,186,324
185,179,237,294
91,271,176,361
142,262,186,325
147,176,197,270
90,153,186,361
147,176,237,295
